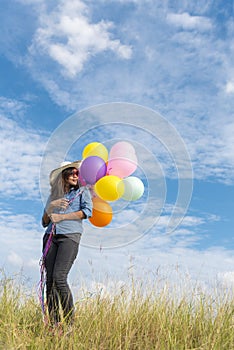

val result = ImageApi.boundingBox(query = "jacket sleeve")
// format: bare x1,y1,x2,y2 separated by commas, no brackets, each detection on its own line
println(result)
80,187,93,219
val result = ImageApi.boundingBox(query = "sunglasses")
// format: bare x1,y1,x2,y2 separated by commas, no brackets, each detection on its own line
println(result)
70,169,79,177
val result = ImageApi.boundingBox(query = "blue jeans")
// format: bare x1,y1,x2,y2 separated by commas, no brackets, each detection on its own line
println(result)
44,234,80,324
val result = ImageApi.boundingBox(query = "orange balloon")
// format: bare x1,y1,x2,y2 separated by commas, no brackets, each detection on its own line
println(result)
89,197,113,227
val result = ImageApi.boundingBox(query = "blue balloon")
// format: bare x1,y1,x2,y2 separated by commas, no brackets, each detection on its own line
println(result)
80,156,107,184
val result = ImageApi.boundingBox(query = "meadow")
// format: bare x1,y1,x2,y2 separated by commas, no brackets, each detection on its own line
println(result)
0,273,233,350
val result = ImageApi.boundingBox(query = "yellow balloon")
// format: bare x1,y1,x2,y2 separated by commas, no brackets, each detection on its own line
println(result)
94,175,125,201
82,142,108,162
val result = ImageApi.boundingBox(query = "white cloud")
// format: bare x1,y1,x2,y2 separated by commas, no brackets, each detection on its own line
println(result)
0,97,46,198
225,81,234,94
167,12,212,31
0,210,41,233
30,0,132,78
220,122,234,164
0,209,42,277
7,251,23,266
80,194,218,249
0,97,26,115
71,234,234,300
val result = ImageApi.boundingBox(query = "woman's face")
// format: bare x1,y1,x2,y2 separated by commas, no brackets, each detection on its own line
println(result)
65,168,79,187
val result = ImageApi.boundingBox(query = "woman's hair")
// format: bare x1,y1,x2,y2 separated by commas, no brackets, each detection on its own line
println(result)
50,167,79,200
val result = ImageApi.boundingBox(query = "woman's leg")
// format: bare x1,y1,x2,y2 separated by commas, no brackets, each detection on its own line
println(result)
44,238,60,324
52,236,79,323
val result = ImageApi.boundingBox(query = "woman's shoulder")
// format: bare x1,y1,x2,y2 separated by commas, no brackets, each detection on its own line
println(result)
72,186,91,196
80,185,93,199
70,186,85,193
79,185,91,191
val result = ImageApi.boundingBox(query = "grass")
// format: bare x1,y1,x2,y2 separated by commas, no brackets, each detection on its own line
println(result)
0,274,233,349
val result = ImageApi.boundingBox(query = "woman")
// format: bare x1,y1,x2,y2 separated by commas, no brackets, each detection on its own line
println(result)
41,161,93,327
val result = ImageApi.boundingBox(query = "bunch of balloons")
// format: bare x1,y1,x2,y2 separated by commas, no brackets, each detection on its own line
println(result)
79,141,144,227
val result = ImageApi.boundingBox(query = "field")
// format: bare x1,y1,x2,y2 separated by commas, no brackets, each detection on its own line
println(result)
0,274,233,350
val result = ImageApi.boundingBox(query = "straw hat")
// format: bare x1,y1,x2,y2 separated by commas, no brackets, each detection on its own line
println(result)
49,160,82,186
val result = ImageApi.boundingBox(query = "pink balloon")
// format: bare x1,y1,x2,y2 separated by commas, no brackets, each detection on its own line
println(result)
107,142,138,178
110,141,136,158
107,156,137,178
79,174,87,186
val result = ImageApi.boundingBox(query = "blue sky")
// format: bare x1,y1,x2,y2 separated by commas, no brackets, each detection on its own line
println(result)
0,0,234,297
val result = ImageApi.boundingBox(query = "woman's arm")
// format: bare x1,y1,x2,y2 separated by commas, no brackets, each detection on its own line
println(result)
42,198,69,227
49,188,93,224
42,210,51,227
50,210,85,224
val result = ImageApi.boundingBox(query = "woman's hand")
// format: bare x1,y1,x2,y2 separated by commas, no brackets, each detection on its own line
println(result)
42,198,69,227
50,213,64,224
50,198,69,211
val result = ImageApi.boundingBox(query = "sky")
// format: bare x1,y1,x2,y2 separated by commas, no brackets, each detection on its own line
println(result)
0,0,234,299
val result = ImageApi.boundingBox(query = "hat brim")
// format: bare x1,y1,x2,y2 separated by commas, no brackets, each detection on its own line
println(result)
49,160,82,186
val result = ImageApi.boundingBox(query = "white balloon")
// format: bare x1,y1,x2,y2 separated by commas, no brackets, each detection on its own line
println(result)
122,176,144,201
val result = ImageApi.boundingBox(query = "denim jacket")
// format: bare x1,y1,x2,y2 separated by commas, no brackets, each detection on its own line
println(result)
44,186,92,235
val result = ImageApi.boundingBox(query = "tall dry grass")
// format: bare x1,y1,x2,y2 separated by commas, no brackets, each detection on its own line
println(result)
0,273,233,349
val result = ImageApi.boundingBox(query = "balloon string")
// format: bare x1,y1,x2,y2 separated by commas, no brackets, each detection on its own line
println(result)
38,224,55,321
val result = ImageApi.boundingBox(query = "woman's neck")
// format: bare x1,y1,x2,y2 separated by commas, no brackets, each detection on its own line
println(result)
64,184,71,193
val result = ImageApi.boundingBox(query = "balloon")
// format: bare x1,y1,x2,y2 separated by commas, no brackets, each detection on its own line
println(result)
89,197,113,227
122,176,144,201
107,141,138,178
107,156,137,178
80,156,107,185
109,141,136,158
79,174,87,186
82,142,108,162
94,175,125,201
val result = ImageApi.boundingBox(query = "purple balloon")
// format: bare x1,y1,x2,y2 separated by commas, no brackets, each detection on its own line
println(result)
80,156,107,184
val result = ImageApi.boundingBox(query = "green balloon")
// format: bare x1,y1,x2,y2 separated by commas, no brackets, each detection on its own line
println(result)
122,176,144,201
